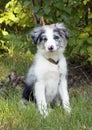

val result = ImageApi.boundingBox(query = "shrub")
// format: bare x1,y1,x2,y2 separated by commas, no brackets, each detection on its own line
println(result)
0,0,92,64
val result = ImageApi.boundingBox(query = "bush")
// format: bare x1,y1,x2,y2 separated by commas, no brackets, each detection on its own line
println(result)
0,0,34,57
32,0,92,64
0,0,92,65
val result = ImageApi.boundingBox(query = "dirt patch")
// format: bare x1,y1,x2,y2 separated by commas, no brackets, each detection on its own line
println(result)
68,63,92,88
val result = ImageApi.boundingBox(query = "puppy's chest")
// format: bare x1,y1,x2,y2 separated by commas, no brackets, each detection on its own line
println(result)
36,59,59,80
35,58,61,102
36,60,60,91
44,71,59,102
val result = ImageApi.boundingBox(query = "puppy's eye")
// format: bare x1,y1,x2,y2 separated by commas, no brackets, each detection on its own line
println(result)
54,36,59,40
43,37,47,42
40,36,47,42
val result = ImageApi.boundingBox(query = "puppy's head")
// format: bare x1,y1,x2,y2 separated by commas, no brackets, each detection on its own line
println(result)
31,23,69,53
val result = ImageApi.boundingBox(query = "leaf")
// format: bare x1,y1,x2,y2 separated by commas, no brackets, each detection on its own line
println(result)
84,24,92,32
8,12,18,22
87,37,92,44
87,46,92,53
43,6,50,15
87,46,92,63
83,0,90,5
54,1,64,9
80,44,87,56
44,0,50,6
32,6,40,13
0,17,4,23
79,32,89,39
88,12,92,19
2,30,8,35
64,8,72,15
23,1,31,8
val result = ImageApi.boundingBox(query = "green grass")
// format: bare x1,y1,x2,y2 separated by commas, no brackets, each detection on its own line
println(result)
0,53,92,130
0,86,92,130
0,51,33,80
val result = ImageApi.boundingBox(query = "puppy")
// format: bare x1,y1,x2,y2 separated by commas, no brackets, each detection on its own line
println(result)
22,23,71,117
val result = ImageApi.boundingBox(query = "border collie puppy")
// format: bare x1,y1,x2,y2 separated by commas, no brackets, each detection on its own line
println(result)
22,23,71,117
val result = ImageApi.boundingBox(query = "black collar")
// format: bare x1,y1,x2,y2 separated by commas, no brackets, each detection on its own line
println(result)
48,58,59,65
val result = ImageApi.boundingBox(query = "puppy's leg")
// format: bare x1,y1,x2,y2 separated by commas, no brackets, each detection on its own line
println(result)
35,81,48,117
59,75,71,113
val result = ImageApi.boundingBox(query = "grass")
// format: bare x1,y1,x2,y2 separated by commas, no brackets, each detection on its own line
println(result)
0,86,92,130
0,53,92,130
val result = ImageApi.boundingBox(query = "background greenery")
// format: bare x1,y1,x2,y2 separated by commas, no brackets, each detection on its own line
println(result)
0,0,92,65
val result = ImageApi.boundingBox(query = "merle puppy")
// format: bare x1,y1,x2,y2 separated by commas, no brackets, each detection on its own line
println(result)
22,23,71,117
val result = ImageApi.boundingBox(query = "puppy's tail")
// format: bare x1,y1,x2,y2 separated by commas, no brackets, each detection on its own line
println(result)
22,82,34,103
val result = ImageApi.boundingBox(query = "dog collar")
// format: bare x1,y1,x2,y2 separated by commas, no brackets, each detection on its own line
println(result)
48,58,59,65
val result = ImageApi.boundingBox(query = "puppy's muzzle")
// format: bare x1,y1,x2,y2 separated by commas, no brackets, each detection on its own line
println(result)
48,45,54,51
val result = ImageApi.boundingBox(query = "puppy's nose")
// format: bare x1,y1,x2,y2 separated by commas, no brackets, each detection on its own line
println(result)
48,45,54,51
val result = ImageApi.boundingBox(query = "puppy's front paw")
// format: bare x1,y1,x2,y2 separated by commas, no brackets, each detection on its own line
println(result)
64,104,71,114
39,108,49,118
66,106,71,114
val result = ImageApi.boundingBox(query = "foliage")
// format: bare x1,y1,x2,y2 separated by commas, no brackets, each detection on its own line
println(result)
0,0,34,57
32,0,92,64
0,0,92,64
0,0,33,28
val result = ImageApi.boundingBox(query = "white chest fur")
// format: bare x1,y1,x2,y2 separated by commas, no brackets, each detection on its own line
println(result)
34,54,64,103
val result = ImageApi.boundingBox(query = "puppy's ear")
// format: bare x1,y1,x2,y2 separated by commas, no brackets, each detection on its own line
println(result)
55,23,69,39
30,27,44,44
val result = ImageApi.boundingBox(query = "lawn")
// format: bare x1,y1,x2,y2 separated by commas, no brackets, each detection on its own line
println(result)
0,55,92,130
